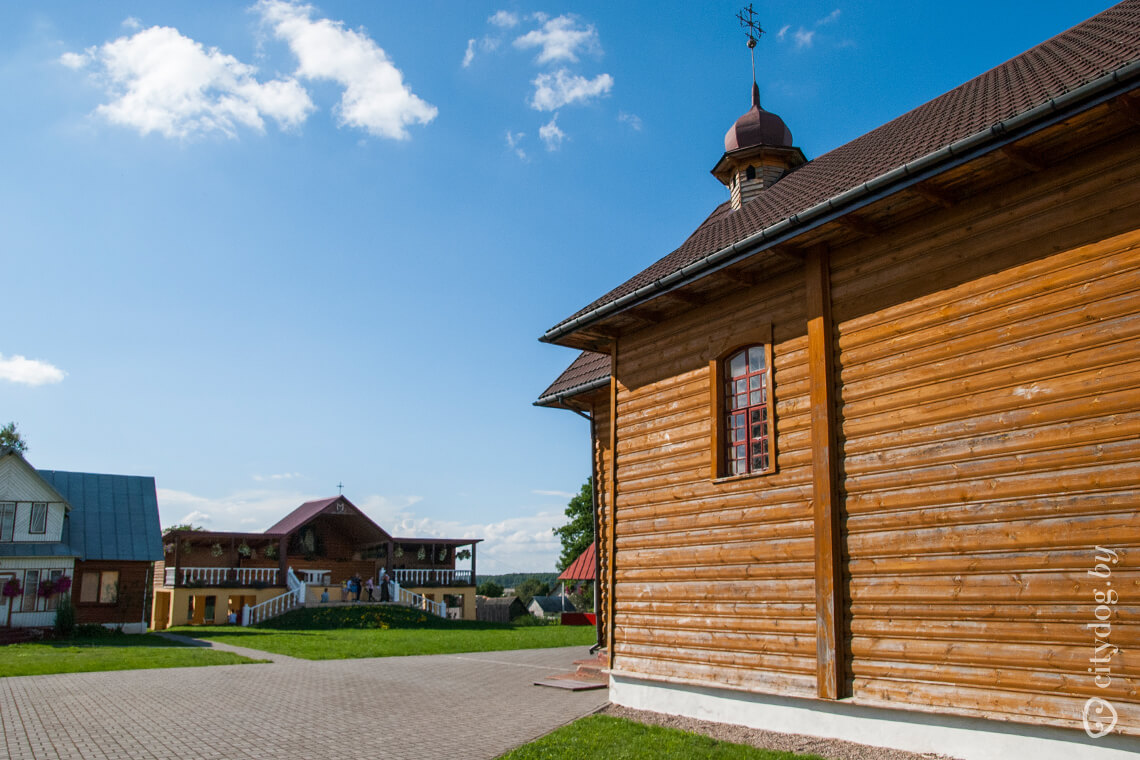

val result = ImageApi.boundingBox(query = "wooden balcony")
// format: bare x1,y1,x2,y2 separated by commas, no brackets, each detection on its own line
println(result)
393,568,473,587
164,566,285,588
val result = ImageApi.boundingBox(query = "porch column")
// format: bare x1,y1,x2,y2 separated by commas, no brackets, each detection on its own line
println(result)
278,538,288,586
470,542,476,588
174,533,183,587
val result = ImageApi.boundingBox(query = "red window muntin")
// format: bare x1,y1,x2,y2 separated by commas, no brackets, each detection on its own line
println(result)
724,346,771,476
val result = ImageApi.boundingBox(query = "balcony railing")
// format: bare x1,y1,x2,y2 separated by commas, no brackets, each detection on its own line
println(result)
393,568,472,586
165,567,281,587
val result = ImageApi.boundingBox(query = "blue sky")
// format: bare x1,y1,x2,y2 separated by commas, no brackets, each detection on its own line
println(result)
1,1,1112,571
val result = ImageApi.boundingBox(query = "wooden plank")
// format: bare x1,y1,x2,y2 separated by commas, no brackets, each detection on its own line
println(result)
607,346,619,669
805,245,843,700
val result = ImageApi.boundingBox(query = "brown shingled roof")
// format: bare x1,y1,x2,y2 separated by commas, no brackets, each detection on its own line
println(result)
546,2,1140,338
535,351,611,406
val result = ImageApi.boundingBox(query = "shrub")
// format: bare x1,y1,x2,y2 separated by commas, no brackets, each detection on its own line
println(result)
54,597,77,637
75,623,122,638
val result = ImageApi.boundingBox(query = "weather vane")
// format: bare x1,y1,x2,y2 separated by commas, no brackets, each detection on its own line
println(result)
736,4,764,86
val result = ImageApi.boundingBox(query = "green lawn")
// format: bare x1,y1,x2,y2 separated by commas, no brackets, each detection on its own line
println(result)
498,715,830,760
0,634,262,677
172,605,596,660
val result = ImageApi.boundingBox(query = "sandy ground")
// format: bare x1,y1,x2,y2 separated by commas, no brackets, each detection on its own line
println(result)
601,704,963,760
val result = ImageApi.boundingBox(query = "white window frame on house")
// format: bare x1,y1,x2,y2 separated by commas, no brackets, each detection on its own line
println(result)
29,502,48,535
0,502,15,541
20,569,39,613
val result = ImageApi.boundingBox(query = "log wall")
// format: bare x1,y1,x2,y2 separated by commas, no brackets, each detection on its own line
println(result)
611,270,817,696
831,134,1140,729
599,128,1140,731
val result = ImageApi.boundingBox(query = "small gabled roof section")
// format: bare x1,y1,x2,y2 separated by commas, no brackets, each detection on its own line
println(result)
534,351,611,407
557,541,596,581
38,470,163,562
529,595,577,614
542,2,1140,344
0,447,70,508
265,495,393,545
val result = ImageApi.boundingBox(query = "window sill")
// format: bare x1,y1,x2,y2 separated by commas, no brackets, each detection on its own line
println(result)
712,470,775,485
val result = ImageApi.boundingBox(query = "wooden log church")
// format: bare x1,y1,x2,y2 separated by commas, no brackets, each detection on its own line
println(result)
536,4,1140,758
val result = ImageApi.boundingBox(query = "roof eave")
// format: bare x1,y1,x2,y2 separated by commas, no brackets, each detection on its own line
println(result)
541,59,1140,347
533,375,612,409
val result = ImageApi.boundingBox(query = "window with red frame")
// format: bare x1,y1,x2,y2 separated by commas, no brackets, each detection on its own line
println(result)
724,346,772,476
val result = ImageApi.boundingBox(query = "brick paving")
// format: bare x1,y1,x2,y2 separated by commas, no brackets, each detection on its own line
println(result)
0,645,607,760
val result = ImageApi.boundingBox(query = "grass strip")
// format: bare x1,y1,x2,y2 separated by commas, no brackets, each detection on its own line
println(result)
497,715,831,760
173,605,596,660
0,633,262,677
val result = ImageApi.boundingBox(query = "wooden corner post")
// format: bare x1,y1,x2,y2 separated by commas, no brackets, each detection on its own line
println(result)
805,245,846,699
606,344,619,669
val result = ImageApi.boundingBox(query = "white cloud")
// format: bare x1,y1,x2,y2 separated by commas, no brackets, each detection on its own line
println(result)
777,24,790,41
539,114,565,150
122,16,142,31
794,28,815,48
532,489,573,498
158,486,314,531
617,111,642,131
462,38,477,68
0,354,66,386
256,0,437,140
59,50,92,70
513,14,600,64
252,472,302,482
63,25,313,139
529,68,612,111
817,9,842,25
505,129,527,160
489,10,519,28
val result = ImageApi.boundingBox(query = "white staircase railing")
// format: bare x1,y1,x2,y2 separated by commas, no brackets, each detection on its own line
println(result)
391,581,447,618
242,589,299,626
241,567,307,626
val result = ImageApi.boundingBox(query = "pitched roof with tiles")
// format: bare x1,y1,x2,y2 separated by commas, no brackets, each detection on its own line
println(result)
264,497,342,535
38,470,163,562
545,2,1140,339
558,541,596,581
535,351,611,406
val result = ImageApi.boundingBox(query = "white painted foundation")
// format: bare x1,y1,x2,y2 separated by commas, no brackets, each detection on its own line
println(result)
610,673,1140,760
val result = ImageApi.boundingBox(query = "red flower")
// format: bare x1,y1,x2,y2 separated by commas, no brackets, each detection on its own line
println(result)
2,578,22,598
54,576,72,594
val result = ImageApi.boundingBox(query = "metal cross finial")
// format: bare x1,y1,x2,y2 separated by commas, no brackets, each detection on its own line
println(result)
736,4,764,86
337,481,344,494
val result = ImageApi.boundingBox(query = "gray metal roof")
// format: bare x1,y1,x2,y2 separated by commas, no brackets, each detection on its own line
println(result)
0,543,79,558
529,595,577,614
37,470,163,562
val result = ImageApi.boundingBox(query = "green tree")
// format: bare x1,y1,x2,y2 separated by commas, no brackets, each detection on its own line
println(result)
515,577,550,607
162,523,204,537
553,478,594,571
477,580,503,598
0,422,27,453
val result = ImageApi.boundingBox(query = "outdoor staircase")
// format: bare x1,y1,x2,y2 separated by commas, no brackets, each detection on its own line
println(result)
533,649,609,691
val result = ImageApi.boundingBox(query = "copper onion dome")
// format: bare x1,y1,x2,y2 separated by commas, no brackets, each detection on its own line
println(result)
724,82,794,152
